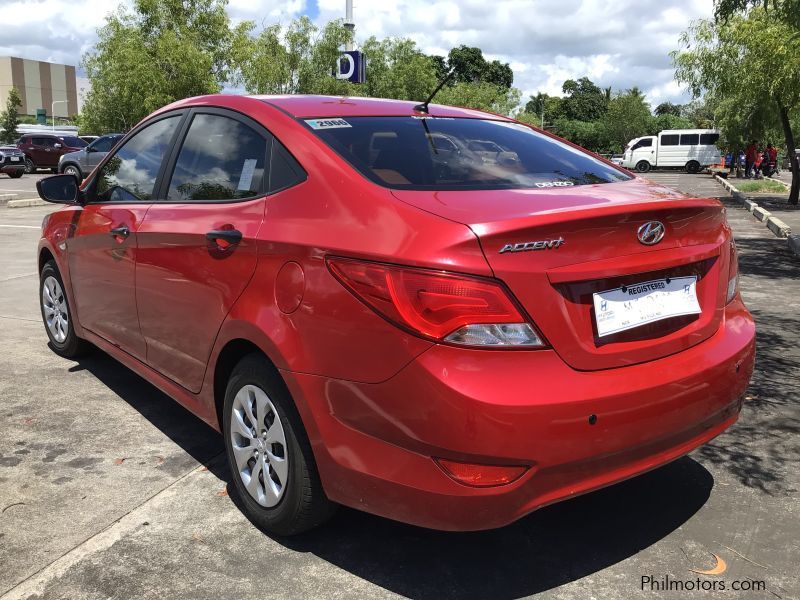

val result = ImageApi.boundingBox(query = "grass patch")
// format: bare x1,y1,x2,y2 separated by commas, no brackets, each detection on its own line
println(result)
736,179,788,193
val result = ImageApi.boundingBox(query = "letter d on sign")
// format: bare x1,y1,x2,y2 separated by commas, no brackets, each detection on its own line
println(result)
336,54,355,80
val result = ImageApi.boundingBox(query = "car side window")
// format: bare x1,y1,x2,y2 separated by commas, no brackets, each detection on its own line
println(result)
166,113,269,201
91,136,116,153
94,116,180,203
269,139,306,194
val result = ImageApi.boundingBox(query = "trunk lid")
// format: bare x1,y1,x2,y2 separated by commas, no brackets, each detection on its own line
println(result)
392,178,731,371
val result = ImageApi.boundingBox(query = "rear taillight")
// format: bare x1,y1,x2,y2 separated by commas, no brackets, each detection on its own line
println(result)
435,458,529,487
326,257,546,348
726,240,739,304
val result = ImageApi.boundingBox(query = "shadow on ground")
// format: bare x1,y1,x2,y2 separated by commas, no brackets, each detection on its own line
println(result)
67,348,714,599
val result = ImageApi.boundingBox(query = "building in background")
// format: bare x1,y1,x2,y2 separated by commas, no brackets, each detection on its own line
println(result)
0,56,78,120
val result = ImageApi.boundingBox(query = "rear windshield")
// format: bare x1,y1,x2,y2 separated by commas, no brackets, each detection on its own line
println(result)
60,136,88,148
304,116,631,190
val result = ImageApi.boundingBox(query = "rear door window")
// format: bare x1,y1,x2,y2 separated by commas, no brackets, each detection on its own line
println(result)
94,115,181,202
166,113,269,201
305,116,631,190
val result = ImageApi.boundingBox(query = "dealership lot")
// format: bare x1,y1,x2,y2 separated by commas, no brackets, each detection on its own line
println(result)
0,174,47,201
0,173,797,599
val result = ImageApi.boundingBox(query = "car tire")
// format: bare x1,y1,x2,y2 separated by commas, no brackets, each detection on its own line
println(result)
686,160,701,174
8,171,23,179
24,157,35,174
39,261,91,359
635,160,651,173
223,353,337,536
62,164,82,179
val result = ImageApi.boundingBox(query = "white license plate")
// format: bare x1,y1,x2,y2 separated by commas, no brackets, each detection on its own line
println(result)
592,276,701,337
10,156,20,161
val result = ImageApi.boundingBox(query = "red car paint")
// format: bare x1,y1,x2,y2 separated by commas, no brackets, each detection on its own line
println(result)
39,94,755,531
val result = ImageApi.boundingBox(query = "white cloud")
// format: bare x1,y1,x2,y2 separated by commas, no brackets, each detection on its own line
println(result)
0,0,713,107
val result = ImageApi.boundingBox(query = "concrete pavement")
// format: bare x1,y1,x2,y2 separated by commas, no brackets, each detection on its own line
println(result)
1,175,798,599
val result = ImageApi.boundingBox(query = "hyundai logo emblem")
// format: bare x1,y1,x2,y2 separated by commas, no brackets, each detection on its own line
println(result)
637,221,665,245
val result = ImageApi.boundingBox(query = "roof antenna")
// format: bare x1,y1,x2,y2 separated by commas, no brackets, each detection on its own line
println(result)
414,69,455,114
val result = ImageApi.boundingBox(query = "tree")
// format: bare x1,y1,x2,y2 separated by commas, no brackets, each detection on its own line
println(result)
714,0,799,28
602,89,653,152
524,92,562,124
437,81,521,115
81,0,232,132
672,9,800,203
560,77,608,121
359,36,438,101
444,45,513,88
655,101,683,117
232,18,355,96
0,87,22,144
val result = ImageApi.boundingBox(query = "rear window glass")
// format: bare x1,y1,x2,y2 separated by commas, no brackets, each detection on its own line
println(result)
305,116,631,190
60,136,88,147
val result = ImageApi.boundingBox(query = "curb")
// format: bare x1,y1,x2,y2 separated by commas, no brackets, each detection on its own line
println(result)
788,235,800,258
6,197,46,208
714,174,796,254
0,193,17,206
766,217,791,238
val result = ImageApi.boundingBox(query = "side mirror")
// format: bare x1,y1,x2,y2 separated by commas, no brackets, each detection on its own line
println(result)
37,174,82,204
86,145,95,153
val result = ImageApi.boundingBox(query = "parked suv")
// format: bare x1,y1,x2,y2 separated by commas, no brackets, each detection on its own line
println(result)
0,145,25,178
59,133,123,180
17,133,87,173
35,94,755,535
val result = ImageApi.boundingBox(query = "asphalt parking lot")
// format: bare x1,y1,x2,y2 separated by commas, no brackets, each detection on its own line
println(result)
0,174,46,201
0,172,798,600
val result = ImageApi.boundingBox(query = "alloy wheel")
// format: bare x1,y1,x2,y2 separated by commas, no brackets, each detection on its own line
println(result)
42,275,69,343
229,384,289,507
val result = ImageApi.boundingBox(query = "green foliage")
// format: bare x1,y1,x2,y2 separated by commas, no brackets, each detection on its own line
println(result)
232,17,355,96
523,92,562,124
560,77,608,121
672,8,800,202
714,0,799,29
359,37,438,101
81,0,232,133
445,45,513,88
655,101,682,116
651,113,694,132
735,179,788,193
437,82,521,115
602,89,653,151
0,87,22,143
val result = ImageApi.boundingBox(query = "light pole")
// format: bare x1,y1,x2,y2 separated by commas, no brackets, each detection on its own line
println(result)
52,100,68,132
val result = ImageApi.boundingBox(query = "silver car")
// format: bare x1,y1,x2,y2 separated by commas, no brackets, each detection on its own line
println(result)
59,133,123,180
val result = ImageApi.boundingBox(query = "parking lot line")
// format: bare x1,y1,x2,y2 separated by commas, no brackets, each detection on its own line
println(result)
0,225,40,229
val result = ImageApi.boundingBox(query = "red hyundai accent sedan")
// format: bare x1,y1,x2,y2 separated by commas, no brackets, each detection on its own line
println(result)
36,95,755,535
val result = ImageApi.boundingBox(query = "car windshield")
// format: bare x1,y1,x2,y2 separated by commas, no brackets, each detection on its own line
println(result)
60,136,88,148
304,116,631,190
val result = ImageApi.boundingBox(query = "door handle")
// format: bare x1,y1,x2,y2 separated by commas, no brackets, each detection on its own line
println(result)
109,225,130,239
206,229,242,246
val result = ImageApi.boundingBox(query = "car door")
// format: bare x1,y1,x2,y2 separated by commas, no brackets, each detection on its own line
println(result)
67,113,184,360
135,109,269,392
29,137,51,166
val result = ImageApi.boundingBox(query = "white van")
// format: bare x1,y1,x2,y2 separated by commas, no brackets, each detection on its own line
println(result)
620,129,721,174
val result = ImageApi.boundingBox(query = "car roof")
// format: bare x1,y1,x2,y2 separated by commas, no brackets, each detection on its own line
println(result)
251,94,512,121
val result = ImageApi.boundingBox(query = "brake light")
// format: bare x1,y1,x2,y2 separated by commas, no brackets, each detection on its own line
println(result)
435,458,528,487
326,257,546,347
726,240,739,304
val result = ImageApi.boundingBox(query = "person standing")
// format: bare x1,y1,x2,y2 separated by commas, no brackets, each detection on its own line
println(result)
745,140,758,178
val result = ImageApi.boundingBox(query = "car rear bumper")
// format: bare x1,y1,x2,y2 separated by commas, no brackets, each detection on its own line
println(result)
282,297,755,531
